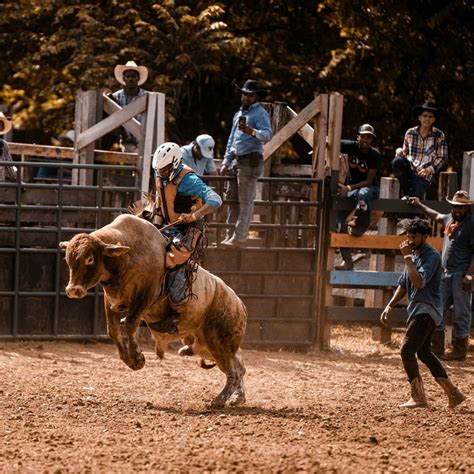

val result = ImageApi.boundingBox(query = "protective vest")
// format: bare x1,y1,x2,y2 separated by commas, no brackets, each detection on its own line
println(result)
157,165,203,223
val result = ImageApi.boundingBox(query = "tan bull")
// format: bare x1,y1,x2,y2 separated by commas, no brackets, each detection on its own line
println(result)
59,214,247,407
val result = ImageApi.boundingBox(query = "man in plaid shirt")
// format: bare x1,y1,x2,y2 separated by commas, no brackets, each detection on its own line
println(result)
0,112,17,182
392,102,448,198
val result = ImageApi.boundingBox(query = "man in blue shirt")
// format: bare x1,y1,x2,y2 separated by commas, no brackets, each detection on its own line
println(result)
380,218,466,409
408,191,474,360
181,134,217,176
147,142,222,333
220,79,272,247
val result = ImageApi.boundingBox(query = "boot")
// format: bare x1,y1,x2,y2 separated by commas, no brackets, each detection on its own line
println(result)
147,306,183,334
443,336,468,361
435,377,467,409
334,258,354,271
399,376,428,408
431,330,445,357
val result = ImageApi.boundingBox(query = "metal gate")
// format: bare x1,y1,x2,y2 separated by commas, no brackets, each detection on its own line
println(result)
0,162,327,347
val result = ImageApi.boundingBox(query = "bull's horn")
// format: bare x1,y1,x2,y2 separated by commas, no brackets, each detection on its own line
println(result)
59,241,69,249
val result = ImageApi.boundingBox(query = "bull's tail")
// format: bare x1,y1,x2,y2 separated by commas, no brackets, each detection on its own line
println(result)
200,359,216,370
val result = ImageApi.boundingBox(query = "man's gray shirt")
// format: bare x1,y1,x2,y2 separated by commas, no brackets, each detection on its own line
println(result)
442,213,474,273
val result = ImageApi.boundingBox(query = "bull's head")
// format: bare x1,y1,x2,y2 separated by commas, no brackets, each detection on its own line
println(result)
59,234,130,299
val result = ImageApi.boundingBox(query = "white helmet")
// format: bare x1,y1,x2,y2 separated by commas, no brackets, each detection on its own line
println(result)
152,142,182,180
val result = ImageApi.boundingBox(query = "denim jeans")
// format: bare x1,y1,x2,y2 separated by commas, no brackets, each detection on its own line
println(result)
166,267,187,304
400,313,447,382
336,185,379,261
391,156,429,198
224,156,264,242
439,272,473,339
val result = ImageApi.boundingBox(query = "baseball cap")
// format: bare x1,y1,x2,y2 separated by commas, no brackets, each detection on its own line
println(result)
358,124,376,137
196,134,215,159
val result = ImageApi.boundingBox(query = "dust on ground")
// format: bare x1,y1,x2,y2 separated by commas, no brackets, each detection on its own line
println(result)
0,325,472,473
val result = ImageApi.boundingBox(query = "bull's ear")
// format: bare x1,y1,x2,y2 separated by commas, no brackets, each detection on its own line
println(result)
59,241,69,249
103,244,130,257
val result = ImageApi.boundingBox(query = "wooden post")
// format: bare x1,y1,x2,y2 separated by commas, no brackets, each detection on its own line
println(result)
327,93,344,173
438,171,458,200
461,151,474,197
74,91,101,185
371,177,400,344
313,94,328,180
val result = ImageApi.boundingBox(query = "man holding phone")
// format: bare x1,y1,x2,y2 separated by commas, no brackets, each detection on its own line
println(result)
220,79,272,247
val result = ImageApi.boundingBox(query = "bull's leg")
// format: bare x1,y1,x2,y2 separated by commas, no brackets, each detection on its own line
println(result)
210,352,246,408
229,350,246,406
105,300,145,371
148,330,177,360
122,314,145,371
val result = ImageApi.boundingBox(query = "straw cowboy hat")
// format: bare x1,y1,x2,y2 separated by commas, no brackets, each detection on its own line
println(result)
114,61,148,86
0,112,12,135
446,190,473,206
413,101,440,119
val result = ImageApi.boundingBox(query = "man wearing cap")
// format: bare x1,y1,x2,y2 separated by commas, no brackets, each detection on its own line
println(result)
0,112,16,182
181,134,217,176
407,191,474,360
220,79,272,248
112,60,149,152
335,124,381,270
392,102,448,198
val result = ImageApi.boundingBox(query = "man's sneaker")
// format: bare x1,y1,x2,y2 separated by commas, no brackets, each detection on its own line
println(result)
334,260,354,271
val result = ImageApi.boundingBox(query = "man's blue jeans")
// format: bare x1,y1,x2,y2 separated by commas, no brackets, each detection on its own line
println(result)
439,272,473,339
392,156,429,198
336,185,379,261
224,156,264,242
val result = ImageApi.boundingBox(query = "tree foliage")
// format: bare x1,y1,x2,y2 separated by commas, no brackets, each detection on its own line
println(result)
0,0,472,178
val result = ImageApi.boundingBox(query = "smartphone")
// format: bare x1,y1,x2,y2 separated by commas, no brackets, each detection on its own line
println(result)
238,116,246,126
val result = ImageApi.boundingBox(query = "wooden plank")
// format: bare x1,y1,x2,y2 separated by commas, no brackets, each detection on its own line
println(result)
314,94,328,179
327,306,406,322
327,93,343,171
76,94,147,150
333,197,452,214
329,270,400,287
438,171,457,200
286,106,314,145
461,151,474,198
329,232,443,250
140,93,157,194
102,93,141,139
263,98,320,161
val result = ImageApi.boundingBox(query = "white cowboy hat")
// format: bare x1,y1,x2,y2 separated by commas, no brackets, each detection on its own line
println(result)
0,112,12,135
114,61,148,86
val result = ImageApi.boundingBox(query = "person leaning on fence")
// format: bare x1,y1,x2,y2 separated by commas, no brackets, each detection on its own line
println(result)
220,79,272,248
111,60,149,152
407,191,474,360
147,142,222,334
392,102,448,199
380,218,466,409
334,124,381,271
0,112,17,182
181,134,217,176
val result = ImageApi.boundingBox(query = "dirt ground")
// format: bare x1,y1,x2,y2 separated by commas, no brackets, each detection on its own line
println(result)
1,326,473,473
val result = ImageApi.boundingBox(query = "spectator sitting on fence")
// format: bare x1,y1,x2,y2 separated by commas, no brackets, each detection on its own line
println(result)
36,130,74,181
407,191,474,360
334,123,381,271
380,218,466,409
181,134,217,176
392,102,448,199
111,60,149,153
0,112,17,182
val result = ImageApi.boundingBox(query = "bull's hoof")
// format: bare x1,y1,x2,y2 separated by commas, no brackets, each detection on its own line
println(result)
229,393,246,407
210,396,226,409
127,351,146,371
178,345,194,357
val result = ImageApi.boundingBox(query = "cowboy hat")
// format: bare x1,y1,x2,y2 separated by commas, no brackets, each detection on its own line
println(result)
446,190,473,206
358,123,376,137
0,112,12,135
413,101,440,119
235,79,269,97
114,61,148,86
